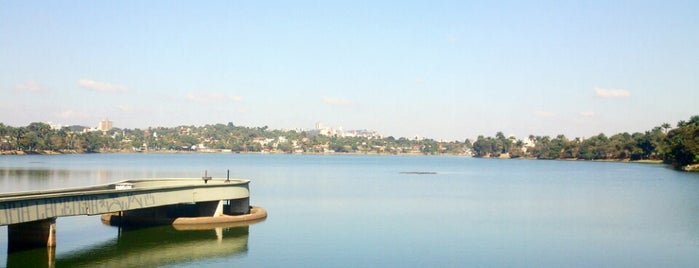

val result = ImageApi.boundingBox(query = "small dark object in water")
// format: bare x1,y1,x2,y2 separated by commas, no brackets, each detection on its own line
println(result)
400,171,437,175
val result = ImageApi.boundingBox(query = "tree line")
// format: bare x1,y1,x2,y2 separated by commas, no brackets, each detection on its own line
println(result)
0,122,464,155
1,115,697,170
471,115,698,170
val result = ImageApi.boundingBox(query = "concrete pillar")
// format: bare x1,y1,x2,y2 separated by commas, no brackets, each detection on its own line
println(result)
123,206,168,219
196,201,224,217
7,217,57,252
228,197,250,215
213,200,224,217
121,206,171,225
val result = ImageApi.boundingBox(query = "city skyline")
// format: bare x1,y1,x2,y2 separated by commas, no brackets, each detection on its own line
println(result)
1,1,697,141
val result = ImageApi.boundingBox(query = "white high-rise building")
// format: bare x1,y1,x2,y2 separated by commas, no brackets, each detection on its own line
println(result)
98,118,113,131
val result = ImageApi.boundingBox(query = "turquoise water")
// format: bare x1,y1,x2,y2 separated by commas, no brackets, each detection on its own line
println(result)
1,154,698,267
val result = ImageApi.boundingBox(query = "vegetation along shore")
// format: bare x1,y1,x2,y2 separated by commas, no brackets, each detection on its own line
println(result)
1,116,697,171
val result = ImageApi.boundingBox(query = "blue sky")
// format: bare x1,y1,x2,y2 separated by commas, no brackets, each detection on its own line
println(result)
1,1,697,141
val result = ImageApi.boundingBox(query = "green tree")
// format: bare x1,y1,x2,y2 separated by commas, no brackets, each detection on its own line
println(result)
661,122,671,134
663,116,699,169
578,134,609,160
472,135,493,157
80,132,104,153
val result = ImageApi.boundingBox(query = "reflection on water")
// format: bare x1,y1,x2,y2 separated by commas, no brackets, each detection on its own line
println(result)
0,169,53,179
3,154,699,267
0,168,154,192
7,221,256,268
0,168,53,187
0,168,95,192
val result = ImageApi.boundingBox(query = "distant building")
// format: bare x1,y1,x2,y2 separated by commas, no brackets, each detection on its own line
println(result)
45,122,62,130
309,122,381,138
98,118,113,132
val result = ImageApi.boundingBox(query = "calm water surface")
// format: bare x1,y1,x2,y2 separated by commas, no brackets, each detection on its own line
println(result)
0,154,698,267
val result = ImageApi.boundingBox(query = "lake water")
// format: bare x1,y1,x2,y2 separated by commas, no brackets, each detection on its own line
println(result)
0,154,698,267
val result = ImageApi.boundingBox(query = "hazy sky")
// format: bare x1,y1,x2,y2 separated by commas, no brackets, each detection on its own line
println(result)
1,1,697,140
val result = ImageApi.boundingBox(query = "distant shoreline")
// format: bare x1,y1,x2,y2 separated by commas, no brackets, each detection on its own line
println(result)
0,149,437,157
7,150,695,172
0,148,666,164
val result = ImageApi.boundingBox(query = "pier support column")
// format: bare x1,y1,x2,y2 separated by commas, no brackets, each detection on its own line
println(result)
7,218,56,252
214,200,224,217
196,200,225,217
228,197,250,215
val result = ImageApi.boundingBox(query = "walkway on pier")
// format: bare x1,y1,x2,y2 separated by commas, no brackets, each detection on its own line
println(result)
0,178,257,251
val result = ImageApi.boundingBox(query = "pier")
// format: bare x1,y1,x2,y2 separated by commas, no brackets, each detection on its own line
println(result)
0,178,266,252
